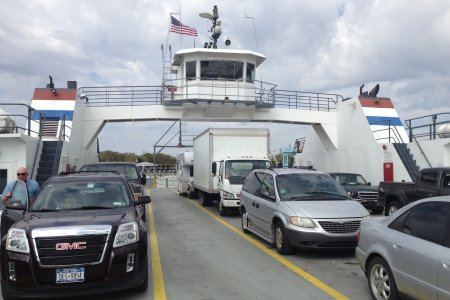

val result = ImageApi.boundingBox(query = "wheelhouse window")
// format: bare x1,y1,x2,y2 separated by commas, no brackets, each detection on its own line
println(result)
246,63,255,82
200,60,244,80
186,61,196,80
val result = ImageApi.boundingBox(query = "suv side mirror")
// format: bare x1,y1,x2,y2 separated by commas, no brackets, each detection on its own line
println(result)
135,195,151,205
141,173,147,185
367,182,371,186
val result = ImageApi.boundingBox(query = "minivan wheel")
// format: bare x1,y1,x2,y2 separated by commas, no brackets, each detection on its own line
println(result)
241,209,250,234
274,222,293,254
368,257,398,300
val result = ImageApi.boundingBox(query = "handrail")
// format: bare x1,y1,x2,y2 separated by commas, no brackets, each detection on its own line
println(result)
51,115,67,176
404,112,450,141
79,83,343,112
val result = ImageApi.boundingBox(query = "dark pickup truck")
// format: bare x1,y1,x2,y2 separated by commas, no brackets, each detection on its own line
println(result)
1,173,151,299
378,167,450,215
329,172,383,214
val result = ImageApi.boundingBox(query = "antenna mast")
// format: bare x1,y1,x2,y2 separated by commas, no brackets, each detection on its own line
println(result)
199,5,222,49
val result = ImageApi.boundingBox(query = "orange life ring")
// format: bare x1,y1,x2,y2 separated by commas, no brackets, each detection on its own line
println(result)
65,163,71,173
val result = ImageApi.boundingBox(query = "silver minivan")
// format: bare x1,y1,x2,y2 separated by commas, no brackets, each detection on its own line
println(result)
240,168,370,254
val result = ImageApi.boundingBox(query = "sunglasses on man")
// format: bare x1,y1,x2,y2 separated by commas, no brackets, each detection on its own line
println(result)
17,173,27,176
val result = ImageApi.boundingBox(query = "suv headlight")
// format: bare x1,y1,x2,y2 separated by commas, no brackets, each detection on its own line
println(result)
113,222,139,248
6,228,30,253
348,191,360,199
289,216,315,228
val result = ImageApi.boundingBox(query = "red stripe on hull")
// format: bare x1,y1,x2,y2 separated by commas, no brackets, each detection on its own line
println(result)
32,89,77,100
359,98,394,108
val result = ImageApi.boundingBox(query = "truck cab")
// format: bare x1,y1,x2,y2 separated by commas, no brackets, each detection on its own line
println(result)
213,158,271,215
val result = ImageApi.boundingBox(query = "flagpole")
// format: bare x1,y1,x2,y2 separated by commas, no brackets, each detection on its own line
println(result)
178,4,182,49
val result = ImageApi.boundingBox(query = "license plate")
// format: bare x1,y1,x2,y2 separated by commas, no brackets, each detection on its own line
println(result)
56,267,84,283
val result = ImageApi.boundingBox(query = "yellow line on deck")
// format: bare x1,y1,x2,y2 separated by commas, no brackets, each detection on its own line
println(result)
147,204,167,300
191,201,349,300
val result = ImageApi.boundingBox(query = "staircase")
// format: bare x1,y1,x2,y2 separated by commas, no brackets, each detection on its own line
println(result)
41,119,59,137
393,143,420,181
36,141,63,186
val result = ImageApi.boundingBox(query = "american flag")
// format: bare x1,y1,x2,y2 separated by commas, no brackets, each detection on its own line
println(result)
170,16,198,37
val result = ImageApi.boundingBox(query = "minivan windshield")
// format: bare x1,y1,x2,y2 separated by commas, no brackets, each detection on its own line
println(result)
276,174,350,201
30,179,132,211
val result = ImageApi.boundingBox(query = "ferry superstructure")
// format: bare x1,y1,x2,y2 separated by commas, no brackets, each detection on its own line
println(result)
0,5,448,189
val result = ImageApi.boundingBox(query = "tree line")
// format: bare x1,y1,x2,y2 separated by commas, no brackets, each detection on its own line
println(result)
99,150,287,167
99,150,177,165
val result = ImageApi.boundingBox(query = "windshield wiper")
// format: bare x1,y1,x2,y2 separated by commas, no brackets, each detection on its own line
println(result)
32,209,58,212
304,191,349,198
77,206,111,210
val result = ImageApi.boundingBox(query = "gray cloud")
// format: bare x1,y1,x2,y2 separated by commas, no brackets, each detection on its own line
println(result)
1,0,449,156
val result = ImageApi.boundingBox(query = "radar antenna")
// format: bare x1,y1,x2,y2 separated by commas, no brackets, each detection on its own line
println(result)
199,5,221,49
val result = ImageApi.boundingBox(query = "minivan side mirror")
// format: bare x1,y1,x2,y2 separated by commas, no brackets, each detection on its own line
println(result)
260,191,276,202
5,200,27,211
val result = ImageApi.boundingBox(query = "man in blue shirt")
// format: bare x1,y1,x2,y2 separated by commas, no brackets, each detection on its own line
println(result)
1,166,39,205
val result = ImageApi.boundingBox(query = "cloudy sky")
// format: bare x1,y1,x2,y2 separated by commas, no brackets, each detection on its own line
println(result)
1,0,449,156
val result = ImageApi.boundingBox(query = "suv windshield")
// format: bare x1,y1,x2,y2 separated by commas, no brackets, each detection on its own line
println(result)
276,173,349,201
30,179,132,211
81,164,140,181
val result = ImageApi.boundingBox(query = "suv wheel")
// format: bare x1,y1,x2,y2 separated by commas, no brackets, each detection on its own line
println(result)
133,260,149,293
274,221,293,254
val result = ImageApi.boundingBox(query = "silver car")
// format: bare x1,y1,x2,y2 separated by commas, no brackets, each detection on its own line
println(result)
240,168,370,254
356,196,450,300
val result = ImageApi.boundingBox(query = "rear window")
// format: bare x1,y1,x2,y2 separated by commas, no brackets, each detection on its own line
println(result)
30,179,132,211
81,164,140,181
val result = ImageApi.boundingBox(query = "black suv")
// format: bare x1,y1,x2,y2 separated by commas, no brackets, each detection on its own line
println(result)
0,173,151,299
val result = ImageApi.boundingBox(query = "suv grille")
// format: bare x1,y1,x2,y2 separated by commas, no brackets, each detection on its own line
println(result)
358,191,378,201
34,235,108,266
318,220,360,234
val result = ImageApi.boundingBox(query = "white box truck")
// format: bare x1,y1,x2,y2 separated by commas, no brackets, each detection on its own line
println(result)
176,151,195,198
193,128,272,215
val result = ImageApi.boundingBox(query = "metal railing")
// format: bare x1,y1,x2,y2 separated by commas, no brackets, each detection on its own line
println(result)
78,81,343,112
78,86,162,106
404,112,450,142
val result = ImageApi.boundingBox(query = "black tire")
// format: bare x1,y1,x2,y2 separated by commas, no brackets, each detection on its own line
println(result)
241,208,250,234
273,221,293,254
371,208,384,215
385,201,400,216
218,202,227,216
367,257,398,300
199,191,210,206
133,257,149,293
